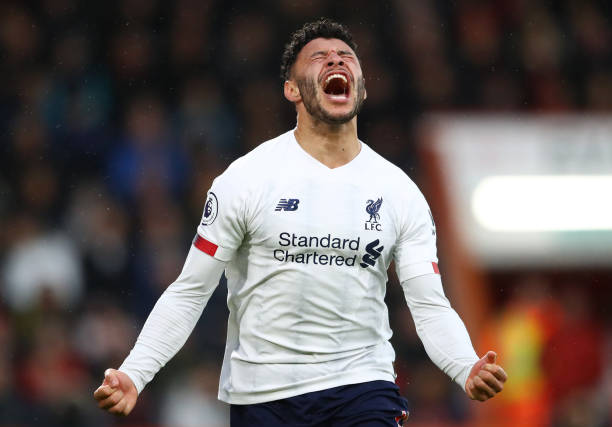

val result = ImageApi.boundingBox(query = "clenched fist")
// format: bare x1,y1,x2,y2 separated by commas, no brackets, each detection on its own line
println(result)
465,351,507,401
93,368,138,416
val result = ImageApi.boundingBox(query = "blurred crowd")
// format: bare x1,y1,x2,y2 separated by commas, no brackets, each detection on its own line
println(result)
1,0,611,426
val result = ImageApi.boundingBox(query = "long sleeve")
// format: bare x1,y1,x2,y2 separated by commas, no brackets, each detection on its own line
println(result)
119,244,226,394
400,273,479,390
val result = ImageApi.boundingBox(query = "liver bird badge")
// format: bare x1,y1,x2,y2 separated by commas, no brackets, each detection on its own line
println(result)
366,198,383,223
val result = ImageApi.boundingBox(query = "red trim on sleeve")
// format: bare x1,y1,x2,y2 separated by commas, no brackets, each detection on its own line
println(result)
193,235,218,257
432,262,440,274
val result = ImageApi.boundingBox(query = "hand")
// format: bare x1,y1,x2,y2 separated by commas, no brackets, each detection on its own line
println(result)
93,368,138,416
465,351,507,401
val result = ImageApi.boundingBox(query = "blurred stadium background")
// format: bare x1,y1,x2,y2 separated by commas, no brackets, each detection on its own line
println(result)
1,0,611,426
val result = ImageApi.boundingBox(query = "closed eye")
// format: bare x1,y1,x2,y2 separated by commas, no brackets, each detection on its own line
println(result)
310,50,356,61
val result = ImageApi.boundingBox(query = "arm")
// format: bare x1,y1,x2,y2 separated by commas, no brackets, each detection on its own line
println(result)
94,164,248,415
93,243,226,415
401,273,506,400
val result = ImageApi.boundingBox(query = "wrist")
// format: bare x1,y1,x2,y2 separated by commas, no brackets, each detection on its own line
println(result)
117,368,141,395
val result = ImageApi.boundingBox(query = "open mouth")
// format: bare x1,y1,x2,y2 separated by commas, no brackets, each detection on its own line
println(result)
322,73,350,99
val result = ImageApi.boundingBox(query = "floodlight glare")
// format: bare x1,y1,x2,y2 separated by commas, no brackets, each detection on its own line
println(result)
471,175,612,232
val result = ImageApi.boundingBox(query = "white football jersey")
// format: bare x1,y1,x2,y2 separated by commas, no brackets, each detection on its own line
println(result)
196,129,440,404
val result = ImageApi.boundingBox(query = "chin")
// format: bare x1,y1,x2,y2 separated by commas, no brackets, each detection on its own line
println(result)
323,105,357,123
319,112,356,125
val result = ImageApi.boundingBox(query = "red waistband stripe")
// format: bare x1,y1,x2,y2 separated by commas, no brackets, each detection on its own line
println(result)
193,235,218,257
432,262,440,274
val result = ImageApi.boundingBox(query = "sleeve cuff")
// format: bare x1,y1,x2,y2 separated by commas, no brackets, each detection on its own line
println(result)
454,360,477,391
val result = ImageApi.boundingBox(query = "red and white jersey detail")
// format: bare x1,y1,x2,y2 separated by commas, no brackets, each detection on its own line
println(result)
193,235,218,257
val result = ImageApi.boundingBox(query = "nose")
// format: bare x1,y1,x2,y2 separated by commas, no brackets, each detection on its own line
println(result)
326,51,344,67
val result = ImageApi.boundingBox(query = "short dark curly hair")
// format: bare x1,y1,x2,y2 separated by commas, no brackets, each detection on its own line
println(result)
280,18,358,81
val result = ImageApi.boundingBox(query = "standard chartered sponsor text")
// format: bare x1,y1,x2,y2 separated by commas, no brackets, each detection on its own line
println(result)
274,232,360,266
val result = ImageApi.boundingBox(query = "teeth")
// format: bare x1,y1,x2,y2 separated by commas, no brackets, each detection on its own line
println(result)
325,73,348,85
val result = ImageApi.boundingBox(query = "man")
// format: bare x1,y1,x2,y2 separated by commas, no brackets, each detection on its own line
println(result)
94,18,507,426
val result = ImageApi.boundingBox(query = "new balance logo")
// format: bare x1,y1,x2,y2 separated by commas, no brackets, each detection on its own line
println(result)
275,198,300,211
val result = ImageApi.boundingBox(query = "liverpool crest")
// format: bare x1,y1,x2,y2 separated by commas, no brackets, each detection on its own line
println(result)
364,198,383,231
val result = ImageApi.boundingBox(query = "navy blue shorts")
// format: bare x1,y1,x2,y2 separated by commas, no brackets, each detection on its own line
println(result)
230,380,409,427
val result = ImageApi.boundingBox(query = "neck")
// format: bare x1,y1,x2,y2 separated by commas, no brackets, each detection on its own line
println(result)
293,110,361,169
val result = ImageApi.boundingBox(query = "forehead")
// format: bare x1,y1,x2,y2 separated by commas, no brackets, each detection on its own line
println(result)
298,37,356,59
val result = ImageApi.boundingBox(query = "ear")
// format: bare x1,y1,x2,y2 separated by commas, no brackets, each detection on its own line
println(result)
284,80,301,103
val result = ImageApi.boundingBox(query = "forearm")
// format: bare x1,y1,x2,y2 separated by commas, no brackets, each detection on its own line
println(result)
119,245,226,393
401,273,478,389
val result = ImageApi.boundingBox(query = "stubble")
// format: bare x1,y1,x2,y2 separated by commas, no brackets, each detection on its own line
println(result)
296,76,366,125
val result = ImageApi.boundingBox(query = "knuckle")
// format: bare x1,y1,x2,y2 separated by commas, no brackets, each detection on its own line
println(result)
100,395,121,410
481,371,494,382
110,394,123,406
